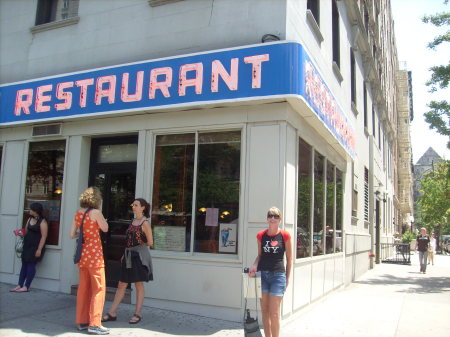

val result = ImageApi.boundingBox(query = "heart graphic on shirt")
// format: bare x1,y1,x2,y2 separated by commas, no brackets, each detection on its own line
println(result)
270,241,278,247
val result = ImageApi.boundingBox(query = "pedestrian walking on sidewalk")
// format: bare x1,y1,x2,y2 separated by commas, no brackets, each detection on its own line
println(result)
415,227,430,274
428,232,437,265
10,202,48,293
249,207,292,337
102,198,154,325
70,187,110,335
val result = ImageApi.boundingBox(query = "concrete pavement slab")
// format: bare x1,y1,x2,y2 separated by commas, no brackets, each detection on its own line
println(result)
1,254,449,337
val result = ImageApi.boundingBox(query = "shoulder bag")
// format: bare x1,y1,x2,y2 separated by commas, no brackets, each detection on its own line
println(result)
73,208,92,264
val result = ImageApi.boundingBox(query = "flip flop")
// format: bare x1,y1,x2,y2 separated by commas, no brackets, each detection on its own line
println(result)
129,314,142,324
101,313,117,322
10,286,21,292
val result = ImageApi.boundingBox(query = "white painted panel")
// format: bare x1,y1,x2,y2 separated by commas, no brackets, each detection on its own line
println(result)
324,258,334,293
334,255,344,288
247,124,281,223
0,215,18,274
311,260,324,300
285,124,297,225
293,263,311,310
36,250,61,280
149,260,242,308
0,141,25,215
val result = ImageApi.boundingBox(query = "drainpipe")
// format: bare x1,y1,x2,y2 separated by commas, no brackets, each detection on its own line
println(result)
369,135,375,269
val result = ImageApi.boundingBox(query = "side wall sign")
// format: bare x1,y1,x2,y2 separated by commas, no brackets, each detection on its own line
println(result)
0,42,355,157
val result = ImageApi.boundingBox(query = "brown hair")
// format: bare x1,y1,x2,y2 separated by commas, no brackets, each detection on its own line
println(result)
134,198,151,217
79,186,102,209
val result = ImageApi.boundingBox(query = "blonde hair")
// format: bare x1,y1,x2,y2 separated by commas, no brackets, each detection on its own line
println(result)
79,186,102,209
267,206,282,219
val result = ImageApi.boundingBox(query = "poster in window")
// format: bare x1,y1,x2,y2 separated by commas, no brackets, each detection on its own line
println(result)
219,223,237,253
153,226,186,251
205,208,219,227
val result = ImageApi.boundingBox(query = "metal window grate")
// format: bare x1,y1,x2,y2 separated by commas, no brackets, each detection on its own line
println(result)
32,124,62,137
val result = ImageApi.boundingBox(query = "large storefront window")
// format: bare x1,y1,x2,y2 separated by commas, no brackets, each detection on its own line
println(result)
296,137,344,258
23,140,66,245
313,151,325,256
326,161,335,254
297,138,312,258
152,131,241,254
336,169,343,252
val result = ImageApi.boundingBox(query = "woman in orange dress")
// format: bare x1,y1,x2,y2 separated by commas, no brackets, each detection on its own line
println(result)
70,187,109,335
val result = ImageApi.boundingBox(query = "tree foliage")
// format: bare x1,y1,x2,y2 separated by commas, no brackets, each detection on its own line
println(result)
417,161,450,235
422,3,450,147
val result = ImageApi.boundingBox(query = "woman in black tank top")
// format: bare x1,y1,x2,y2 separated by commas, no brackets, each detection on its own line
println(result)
249,207,292,337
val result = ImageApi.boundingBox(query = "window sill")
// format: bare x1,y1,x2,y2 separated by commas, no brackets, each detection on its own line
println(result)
31,16,80,34
351,102,359,116
148,0,184,7
332,61,343,83
306,10,324,44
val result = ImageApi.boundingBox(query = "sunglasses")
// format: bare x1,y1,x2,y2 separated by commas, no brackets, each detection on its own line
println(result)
267,214,280,219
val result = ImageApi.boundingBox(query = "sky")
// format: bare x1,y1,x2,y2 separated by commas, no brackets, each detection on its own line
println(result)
391,0,449,163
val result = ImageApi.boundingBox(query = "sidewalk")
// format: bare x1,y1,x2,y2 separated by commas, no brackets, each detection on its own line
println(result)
283,253,450,337
1,254,449,337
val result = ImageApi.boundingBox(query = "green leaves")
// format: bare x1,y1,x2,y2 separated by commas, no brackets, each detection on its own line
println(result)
417,161,450,234
422,4,450,147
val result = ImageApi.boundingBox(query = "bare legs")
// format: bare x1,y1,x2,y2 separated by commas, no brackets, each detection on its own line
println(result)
103,281,145,321
105,281,128,317
134,282,144,317
260,293,283,337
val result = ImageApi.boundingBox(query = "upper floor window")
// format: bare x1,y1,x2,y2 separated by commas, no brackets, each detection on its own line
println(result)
332,0,340,67
35,0,79,25
351,48,356,105
363,82,368,128
307,0,320,25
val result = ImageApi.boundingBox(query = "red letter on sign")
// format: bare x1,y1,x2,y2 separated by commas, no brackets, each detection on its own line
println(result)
95,75,116,105
179,63,203,96
121,71,144,102
149,67,172,99
75,78,94,108
244,54,270,88
211,58,238,92
14,89,34,116
55,82,74,110
35,85,53,113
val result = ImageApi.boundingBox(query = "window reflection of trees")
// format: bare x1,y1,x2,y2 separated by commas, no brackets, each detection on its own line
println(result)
23,141,65,245
297,138,312,258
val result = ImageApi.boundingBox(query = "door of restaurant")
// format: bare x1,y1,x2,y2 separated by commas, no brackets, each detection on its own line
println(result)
89,136,137,287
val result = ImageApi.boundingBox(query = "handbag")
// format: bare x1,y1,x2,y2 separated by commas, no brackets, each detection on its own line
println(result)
15,236,24,258
73,208,92,264
243,272,263,337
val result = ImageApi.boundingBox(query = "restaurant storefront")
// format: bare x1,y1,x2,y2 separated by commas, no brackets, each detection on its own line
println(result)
0,41,353,321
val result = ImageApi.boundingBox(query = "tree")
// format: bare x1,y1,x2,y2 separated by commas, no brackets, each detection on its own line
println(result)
422,2,450,147
417,161,450,235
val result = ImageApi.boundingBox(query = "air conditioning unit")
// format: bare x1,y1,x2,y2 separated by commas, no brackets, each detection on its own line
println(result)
32,123,62,137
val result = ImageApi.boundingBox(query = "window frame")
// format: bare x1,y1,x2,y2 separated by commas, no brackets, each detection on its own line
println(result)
296,136,345,260
150,128,243,259
21,138,68,249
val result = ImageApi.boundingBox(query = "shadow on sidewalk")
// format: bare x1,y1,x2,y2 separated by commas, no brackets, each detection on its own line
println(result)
354,274,450,294
0,282,243,337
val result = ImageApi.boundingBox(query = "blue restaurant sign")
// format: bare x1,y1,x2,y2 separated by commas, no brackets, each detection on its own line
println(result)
0,42,355,157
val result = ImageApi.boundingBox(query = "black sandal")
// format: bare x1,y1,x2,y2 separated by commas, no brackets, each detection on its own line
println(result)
101,313,117,322
129,314,142,324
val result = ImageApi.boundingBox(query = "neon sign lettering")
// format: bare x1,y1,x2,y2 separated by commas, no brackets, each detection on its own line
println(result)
13,55,269,117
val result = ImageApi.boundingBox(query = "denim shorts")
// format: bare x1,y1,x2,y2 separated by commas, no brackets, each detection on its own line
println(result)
260,271,286,297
